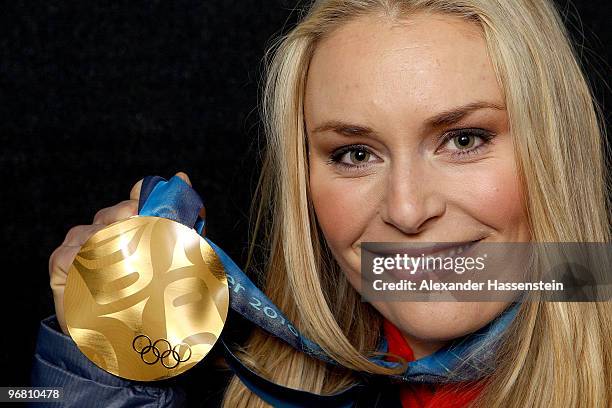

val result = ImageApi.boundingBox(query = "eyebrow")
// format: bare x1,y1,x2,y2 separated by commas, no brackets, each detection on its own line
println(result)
310,101,505,136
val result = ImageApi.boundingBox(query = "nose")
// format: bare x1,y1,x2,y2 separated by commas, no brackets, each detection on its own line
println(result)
380,161,446,235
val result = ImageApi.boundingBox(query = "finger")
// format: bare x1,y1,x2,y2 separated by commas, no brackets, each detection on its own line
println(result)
130,179,143,201
49,245,81,279
175,171,192,186
92,200,138,225
62,224,107,246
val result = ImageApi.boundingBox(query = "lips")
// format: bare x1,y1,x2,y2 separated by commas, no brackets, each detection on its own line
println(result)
361,239,484,281
362,240,482,258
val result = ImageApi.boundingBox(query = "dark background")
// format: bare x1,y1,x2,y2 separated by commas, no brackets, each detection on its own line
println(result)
0,0,609,387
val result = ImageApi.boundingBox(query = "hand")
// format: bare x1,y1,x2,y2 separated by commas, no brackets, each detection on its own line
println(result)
48,172,194,335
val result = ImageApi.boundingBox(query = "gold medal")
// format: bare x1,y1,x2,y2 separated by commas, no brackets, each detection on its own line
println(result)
63,216,229,381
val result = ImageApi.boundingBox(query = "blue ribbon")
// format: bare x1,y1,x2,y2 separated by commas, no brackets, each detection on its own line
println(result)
138,175,518,406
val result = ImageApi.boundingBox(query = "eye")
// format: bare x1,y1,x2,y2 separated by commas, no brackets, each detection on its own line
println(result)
346,148,372,164
439,128,495,158
452,133,476,149
328,144,380,170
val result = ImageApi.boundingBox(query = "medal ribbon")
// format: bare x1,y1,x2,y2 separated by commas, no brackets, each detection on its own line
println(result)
138,175,518,406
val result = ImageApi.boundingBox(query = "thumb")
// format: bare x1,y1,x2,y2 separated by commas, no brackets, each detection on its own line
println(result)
174,171,192,187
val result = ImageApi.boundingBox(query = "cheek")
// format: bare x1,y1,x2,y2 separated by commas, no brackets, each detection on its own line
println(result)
470,168,520,213
450,153,527,236
309,165,373,254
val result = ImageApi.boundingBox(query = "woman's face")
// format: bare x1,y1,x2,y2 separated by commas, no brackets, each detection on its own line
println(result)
305,13,530,357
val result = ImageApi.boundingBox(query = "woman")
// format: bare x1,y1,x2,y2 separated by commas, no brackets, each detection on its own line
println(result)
36,0,610,407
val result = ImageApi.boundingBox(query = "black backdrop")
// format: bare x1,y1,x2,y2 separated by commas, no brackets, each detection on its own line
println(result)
0,0,609,387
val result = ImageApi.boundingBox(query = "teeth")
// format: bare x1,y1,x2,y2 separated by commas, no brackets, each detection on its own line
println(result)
413,243,474,273
440,243,471,258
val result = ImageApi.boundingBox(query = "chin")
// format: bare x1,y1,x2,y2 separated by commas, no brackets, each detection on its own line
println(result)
374,301,510,341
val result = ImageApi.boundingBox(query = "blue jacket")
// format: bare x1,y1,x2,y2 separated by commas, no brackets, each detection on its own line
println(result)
31,316,404,407
30,306,518,408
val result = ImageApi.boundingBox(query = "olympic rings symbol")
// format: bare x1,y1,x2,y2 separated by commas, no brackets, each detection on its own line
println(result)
132,334,192,369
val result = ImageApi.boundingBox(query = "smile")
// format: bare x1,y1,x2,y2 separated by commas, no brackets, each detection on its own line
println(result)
362,240,483,278
363,240,481,258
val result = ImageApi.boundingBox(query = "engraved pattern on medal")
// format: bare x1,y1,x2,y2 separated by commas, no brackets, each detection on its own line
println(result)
64,216,229,381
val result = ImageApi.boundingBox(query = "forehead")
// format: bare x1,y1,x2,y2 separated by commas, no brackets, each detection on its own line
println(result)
304,13,503,129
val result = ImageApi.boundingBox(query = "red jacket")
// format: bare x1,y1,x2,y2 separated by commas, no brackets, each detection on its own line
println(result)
384,320,484,408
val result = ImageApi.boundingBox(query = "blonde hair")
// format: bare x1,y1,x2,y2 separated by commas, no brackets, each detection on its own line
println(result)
221,0,611,407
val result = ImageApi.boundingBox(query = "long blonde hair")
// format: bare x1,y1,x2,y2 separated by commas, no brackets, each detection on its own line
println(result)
222,1,611,407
